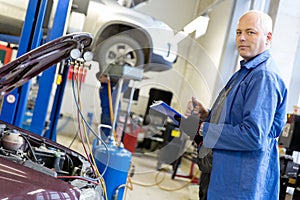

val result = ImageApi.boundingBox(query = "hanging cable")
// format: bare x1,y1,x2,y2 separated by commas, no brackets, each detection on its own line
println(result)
75,68,109,200
70,62,109,200
74,66,97,176
71,65,110,177
78,66,103,178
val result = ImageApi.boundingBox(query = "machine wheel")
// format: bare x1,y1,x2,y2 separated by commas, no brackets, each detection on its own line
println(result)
93,33,145,73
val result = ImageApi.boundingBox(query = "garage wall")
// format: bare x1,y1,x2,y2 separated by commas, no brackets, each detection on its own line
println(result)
135,0,200,31
138,0,214,108
132,0,232,113
128,0,204,115
179,0,232,108
271,0,300,113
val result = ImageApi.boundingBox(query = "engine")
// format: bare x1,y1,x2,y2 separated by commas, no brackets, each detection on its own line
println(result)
0,123,103,199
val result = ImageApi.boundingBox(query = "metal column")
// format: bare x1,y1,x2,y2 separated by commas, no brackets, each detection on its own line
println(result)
0,0,48,125
29,0,72,139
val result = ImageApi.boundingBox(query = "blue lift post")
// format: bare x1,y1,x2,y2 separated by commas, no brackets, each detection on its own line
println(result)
0,0,47,125
14,0,49,127
0,0,72,143
28,0,72,141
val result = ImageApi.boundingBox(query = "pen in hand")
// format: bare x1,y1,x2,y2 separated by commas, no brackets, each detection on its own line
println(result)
191,97,201,116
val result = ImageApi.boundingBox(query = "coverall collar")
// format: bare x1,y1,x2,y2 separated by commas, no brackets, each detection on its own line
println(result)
240,50,271,70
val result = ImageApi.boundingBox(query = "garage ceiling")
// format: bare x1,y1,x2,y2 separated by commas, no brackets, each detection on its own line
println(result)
0,0,224,37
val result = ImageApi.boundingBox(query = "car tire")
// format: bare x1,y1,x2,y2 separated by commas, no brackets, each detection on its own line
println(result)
93,33,145,73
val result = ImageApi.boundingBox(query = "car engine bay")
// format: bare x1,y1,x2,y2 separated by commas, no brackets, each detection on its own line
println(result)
0,122,103,199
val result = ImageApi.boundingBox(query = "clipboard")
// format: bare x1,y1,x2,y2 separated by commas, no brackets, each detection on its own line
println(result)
149,100,186,125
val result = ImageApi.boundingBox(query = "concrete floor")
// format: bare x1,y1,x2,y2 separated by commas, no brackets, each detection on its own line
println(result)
57,134,297,200
124,152,198,200
57,134,199,200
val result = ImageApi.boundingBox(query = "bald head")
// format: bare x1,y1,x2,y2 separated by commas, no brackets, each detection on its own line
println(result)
236,10,273,62
239,10,273,34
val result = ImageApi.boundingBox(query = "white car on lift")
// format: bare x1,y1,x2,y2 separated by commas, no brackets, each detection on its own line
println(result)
0,0,178,73
72,0,178,73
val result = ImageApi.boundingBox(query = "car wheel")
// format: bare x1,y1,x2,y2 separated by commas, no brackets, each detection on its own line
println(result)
93,33,145,73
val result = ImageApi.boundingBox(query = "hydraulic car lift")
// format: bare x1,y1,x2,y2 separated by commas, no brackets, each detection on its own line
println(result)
0,0,72,141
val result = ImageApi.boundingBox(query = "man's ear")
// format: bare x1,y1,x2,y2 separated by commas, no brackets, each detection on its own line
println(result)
266,32,272,45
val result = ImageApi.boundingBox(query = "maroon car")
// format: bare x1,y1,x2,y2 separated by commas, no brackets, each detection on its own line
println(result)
0,32,103,199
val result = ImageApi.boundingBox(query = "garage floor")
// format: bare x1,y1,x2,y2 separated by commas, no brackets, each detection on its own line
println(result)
57,134,199,200
57,134,297,200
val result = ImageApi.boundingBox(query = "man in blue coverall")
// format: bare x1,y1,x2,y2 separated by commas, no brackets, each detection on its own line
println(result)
186,10,287,199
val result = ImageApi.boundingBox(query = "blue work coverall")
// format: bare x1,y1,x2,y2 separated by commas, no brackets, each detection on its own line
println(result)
202,50,287,200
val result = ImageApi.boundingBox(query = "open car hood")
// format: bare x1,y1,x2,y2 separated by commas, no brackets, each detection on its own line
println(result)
0,33,100,199
0,32,93,96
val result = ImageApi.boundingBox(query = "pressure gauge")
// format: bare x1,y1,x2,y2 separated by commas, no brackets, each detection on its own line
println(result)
83,51,94,61
70,49,81,59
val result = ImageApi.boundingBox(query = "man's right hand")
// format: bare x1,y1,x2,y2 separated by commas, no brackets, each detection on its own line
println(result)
185,97,209,121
